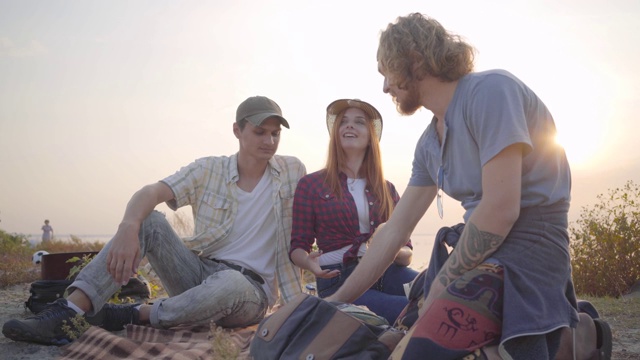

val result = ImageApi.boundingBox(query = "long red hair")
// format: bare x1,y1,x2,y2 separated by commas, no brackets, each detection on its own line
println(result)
323,109,394,221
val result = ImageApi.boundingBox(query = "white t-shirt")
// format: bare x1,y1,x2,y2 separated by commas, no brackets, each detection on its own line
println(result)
212,169,278,305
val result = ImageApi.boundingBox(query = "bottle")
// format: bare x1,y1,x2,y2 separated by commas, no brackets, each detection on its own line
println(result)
305,283,317,296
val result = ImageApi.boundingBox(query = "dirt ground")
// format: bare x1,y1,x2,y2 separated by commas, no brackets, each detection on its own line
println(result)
1,283,639,359
1,283,64,359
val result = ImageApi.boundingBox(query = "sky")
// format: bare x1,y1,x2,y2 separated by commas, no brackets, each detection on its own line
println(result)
1,1,639,245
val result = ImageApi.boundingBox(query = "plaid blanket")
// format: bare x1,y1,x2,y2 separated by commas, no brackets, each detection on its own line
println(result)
58,324,256,360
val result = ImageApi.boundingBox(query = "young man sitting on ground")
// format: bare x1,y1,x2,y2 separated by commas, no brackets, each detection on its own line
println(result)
3,96,306,345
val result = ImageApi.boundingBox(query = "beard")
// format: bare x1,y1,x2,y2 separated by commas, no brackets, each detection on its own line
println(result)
395,80,422,116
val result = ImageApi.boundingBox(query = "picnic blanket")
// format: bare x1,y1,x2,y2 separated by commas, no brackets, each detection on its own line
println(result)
58,323,256,359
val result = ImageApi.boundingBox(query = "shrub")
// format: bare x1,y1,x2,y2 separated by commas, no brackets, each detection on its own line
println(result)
0,230,36,286
61,314,91,340
570,180,640,297
0,229,31,250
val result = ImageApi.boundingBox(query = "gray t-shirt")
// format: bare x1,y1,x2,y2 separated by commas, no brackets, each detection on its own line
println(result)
409,69,571,222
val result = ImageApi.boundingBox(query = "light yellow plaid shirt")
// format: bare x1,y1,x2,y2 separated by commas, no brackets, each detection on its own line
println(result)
161,153,306,304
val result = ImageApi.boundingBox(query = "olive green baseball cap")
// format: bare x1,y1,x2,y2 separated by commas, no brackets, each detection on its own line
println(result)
236,96,290,129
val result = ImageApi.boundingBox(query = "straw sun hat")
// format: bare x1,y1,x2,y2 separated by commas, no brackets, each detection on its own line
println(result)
326,99,383,140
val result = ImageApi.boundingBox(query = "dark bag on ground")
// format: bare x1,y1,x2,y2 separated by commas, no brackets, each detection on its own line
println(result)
250,293,404,360
25,279,73,314
25,276,152,314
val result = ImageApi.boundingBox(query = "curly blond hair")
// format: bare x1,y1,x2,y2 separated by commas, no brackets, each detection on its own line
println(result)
377,13,476,88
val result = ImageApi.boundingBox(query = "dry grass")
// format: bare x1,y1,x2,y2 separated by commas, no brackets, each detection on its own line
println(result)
0,253,35,288
36,236,105,254
0,236,104,288
209,325,242,359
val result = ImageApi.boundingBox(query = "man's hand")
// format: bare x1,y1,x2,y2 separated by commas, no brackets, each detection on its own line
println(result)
106,222,141,285
105,182,174,285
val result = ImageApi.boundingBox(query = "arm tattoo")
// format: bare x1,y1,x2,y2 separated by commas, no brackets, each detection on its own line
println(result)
437,222,504,288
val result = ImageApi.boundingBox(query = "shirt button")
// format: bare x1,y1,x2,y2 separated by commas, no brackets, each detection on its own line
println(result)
369,202,373,205
325,194,329,198
370,221,374,225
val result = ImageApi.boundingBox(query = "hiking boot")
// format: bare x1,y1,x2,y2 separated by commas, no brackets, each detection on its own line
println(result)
2,298,79,345
118,275,151,300
86,302,140,331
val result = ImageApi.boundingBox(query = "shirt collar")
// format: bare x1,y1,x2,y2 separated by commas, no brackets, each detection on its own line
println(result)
267,156,282,179
227,153,240,183
226,153,280,183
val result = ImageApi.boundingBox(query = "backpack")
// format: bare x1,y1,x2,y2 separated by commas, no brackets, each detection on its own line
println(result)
392,268,428,331
250,293,404,360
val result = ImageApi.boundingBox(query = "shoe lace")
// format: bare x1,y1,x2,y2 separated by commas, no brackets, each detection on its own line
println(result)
30,302,74,322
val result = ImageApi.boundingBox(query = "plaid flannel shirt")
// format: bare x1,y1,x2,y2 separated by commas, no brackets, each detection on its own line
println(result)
162,153,306,304
290,170,411,263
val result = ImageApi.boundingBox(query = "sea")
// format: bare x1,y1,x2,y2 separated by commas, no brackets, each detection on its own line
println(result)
407,233,436,271
27,234,113,247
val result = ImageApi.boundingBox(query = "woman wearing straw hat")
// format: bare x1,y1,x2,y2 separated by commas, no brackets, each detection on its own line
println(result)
290,98,418,324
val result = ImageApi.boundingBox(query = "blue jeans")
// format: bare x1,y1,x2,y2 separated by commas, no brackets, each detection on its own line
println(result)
317,260,419,324
69,211,268,328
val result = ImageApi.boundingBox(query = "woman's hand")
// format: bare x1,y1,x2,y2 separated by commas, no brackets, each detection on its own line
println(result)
307,251,340,279
291,248,340,279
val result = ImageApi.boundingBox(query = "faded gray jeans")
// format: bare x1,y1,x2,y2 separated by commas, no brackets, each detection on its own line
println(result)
69,211,268,328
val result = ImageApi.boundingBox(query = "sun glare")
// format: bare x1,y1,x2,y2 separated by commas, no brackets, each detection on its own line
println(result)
543,61,615,171
554,114,605,170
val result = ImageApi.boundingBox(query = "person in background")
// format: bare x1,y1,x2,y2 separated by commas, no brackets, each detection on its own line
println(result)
41,220,53,243
290,98,418,324
326,13,612,360
41,219,53,243
3,96,306,346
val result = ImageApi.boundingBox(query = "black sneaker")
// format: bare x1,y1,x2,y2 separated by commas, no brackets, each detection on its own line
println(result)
86,303,140,331
2,298,79,345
